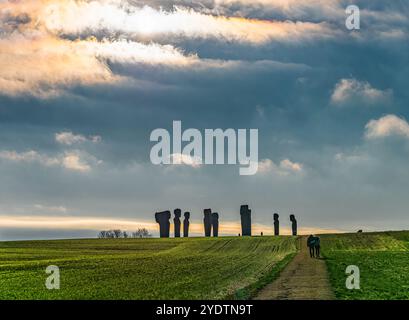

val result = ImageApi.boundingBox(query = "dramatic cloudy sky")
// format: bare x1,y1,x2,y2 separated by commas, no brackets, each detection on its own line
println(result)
0,0,408,240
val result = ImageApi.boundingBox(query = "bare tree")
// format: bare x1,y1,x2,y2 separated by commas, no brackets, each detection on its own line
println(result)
98,228,150,239
131,228,152,238
97,229,121,239
98,230,107,238
113,229,122,238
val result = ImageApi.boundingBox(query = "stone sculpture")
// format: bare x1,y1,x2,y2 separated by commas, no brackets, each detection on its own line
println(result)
212,212,219,237
273,213,279,236
203,209,212,237
174,209,181,237
155,211,171,238
240,205,252,236
290,214,297,236
183,212,190,237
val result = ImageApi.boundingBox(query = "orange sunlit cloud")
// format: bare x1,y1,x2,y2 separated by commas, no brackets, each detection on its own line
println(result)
0,32,199,97
2,0,338,44
38,1,337,44
0,0,338,97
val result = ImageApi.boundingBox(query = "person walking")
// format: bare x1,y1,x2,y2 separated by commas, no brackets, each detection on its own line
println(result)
307,234,315,258
314,236,321,258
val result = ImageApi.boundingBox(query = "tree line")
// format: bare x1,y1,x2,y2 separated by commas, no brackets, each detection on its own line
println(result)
98,228,152,239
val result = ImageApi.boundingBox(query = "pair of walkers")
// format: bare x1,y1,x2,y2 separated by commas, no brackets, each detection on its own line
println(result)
307,235,321,258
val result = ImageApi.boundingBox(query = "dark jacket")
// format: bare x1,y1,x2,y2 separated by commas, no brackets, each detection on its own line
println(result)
307,235,315,247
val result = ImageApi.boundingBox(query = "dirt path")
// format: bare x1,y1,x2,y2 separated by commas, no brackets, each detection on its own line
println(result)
254,237,335,300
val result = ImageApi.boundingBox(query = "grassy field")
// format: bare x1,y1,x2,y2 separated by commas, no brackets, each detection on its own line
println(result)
2,231,408,300
0,236,297,300
321,231,409,300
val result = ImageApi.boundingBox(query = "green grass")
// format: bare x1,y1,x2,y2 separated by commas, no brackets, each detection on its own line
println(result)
322,231,409,300
231,251,297,300
0,236,297,300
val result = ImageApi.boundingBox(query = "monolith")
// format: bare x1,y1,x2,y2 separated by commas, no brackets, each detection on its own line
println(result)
183,212,190,237
155,211,171,238
212,212,219,237
290,214,297,236
240,205,251,236
203,209,212,237
273,213,279,236
174,209,181,237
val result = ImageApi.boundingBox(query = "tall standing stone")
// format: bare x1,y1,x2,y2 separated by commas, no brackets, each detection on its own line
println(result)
273,213,279,236
203,209,212,237
183,212,190,237
290,214,297,236
240,205,252,236
174,209,181,238
212,212,219,237
155,211,171,238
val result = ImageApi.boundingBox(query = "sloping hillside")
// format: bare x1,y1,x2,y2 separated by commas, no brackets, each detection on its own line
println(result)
0,236,297,299
322,231,409,299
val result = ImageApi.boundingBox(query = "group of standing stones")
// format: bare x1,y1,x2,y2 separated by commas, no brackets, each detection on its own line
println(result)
203,209,219,237
155,209,190,238
272,213,297,236
155,205,297,238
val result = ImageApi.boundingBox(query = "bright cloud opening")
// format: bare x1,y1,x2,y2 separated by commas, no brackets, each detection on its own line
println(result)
41,2,337,44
